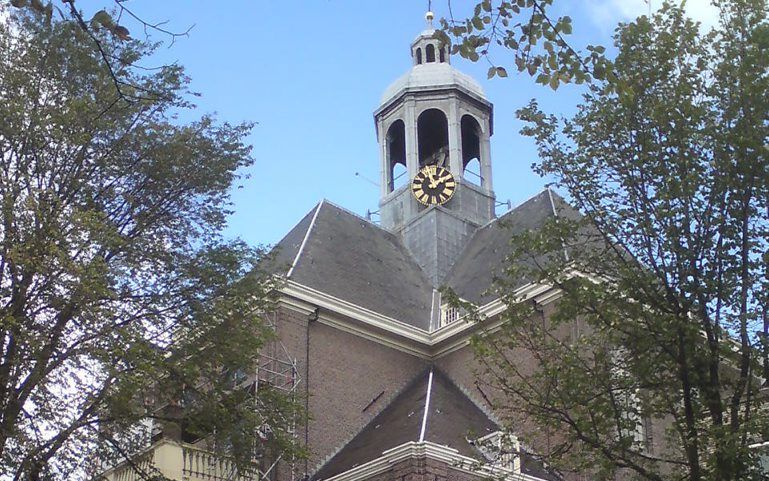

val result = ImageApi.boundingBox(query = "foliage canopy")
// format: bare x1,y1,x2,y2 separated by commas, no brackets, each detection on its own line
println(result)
0,9,301,481
464,1,769,480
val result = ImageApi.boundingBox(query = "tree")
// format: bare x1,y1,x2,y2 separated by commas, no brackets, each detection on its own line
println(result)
464,1,769,480
4,0,606,101
438,0,612,89
0,9,300,481
4,0,193,103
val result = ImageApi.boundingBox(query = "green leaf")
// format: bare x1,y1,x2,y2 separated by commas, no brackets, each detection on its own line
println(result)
549,74,559,90
91,10,115,29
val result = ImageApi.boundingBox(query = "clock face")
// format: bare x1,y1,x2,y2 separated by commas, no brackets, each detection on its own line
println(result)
411,165,456,206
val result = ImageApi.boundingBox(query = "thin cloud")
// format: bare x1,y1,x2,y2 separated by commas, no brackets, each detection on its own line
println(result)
587,0,720,32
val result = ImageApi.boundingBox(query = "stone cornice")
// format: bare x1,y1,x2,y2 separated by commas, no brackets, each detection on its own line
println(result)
278,279,562,359
320,441,547,481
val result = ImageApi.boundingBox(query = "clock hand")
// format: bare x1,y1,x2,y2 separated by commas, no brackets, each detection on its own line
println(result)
427,172,440,189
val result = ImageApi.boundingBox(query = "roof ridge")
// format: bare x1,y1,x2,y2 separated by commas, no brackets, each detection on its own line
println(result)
417,368,434,442
287,200,324,278
545,187,571,263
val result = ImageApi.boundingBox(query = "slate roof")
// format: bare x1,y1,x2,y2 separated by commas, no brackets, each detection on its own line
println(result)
312,368,560,481
273,201,434,329
312,368,498,480
272,190,575,329
445,189,565,304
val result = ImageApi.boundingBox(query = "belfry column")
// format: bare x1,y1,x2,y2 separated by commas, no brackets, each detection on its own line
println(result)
480,120,493,191
448,101,462,176
379,122,390,198
405,99,419,178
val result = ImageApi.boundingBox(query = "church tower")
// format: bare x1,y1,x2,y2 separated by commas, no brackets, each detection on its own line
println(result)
374,12,495,284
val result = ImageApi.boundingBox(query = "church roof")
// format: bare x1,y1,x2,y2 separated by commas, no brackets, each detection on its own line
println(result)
312,368,560,481
445,189,570,305
272,190,575,331
311,368,497,480
274,200,434,329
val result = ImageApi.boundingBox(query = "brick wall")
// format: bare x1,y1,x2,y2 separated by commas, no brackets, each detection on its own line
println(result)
272,306,428,473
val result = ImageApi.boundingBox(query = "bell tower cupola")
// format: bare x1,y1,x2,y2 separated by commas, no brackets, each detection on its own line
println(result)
373,11,496,284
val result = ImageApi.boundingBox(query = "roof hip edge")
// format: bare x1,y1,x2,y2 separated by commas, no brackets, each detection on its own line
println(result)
287,200,324,278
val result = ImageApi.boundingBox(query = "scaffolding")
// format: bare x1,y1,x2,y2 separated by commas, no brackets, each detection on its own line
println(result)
253,311,301,481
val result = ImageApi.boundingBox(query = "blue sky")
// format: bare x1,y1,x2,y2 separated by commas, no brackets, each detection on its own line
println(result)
68,1,718,247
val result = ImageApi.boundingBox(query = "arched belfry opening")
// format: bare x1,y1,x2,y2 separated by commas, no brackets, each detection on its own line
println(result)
461,115,482,185
425,44,436,63
386,120,406,192
375,10,495,235
418,109,449,167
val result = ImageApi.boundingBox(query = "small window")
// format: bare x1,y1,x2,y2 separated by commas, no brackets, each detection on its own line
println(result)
439,47,445,63
426,44,436,63
416,48,422,64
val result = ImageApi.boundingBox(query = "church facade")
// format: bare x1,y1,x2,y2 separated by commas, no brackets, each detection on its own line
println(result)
264,13,566,481
100,12,571,481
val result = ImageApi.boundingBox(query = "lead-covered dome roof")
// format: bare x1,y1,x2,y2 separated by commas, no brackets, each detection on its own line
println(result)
380,61,486,106
379,16,487,108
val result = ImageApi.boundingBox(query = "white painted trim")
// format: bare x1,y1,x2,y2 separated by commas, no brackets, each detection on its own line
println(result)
320,441,548,481
429,289,437,332
418,369,434,442
278,280,565,359
287,200,324,278
282,280,431,341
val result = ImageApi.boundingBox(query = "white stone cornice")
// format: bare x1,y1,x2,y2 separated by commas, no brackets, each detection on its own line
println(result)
277,280,563,359
319,441,548,481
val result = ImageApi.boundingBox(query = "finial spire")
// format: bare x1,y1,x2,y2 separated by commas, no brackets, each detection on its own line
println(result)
425,10,434,28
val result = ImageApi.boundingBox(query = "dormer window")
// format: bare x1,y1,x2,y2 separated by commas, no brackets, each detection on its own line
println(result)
426,43,436,63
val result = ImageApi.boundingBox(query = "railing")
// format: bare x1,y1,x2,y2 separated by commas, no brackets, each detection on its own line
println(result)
99,440,260,481
107,449,155,481
439,304,463,328
182,444,258,481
